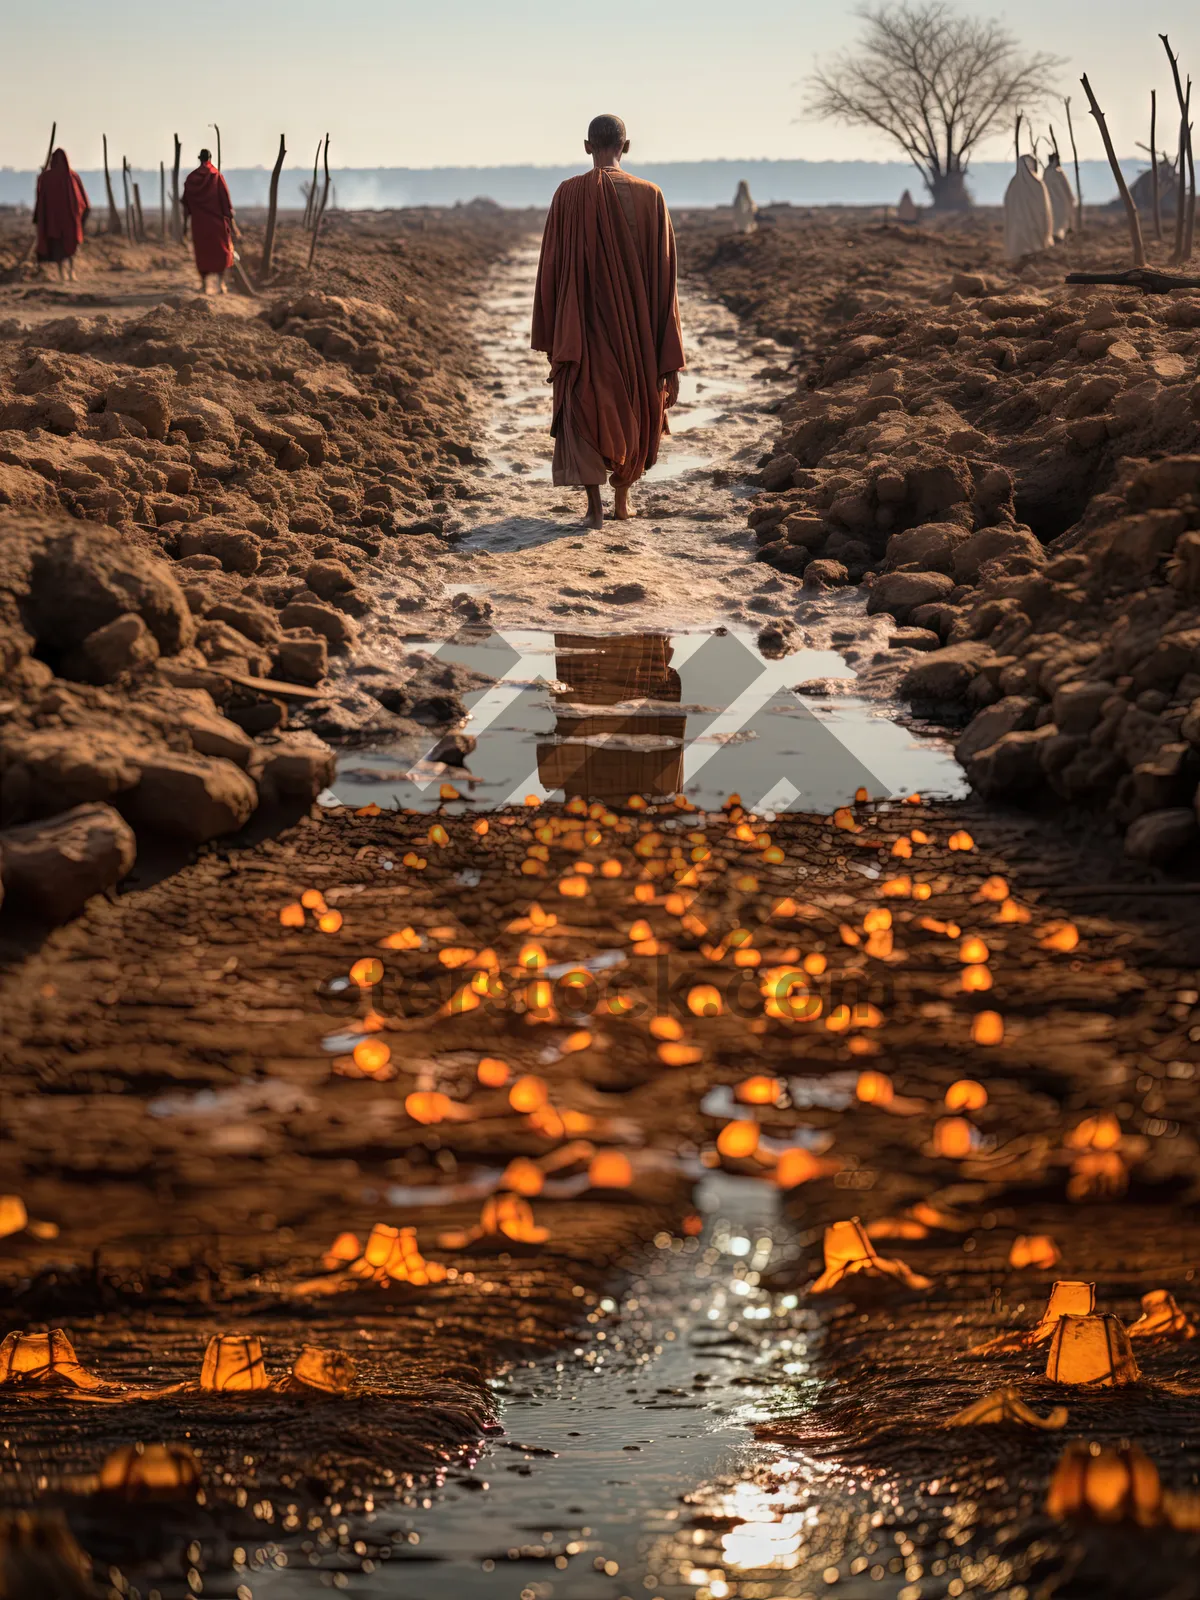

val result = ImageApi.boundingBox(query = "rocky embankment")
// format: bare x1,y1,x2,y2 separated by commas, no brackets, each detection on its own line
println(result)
682,213,1200,862
0,214,525,920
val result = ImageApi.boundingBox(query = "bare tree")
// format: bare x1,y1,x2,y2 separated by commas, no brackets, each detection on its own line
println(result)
808,2,1061,210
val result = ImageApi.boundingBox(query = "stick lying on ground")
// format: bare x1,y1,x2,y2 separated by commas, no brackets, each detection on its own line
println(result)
1065,266,1200,291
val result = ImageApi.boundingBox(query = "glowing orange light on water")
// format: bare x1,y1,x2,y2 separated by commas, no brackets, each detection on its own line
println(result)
589,1150,634,1188
1041,921,1080,952
502,1158,545,1197
352,1038,391,1077
1010,1234,1061,1269
477,1056,510,1087
948,831,975,851
688,985,723,1017
961,964,993,992
301,889,326,911
318,910,343,934
406,1091,452,1124
776,1148,824,1188
650,1016,685,1041
960,937,989,964
856,1069,894,1106
945,1078,987,1111
933,1116,975,1157
658,1042,704,1066
509,1075,549,1113
279,902,305,928
736,1075,782,1105
972,1011,1005,1045
559,875,589,897
803,952,827,976
892,838,913,859
716,1120,760,1159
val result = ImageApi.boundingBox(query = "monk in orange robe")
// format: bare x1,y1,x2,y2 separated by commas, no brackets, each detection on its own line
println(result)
532,114,685,528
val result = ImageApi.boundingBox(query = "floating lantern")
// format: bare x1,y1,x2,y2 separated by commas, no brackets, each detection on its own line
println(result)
1040,921,1080,952
971,1011,1004,1045
502,1158,545,1197
350,958,383,988
98,1442,201,1497
1066,1113,1121,1151
1009,1234,1061,1269
716,1121,760,1159
976,876,1009,901
961,964,992,993
473,818,489,835
969,1280,1096,1356
810,1218,932,1294
775,1148,824,1188
687,985,723,1018
863,908,892,934
1067,1151,1128,1201
803,953,827,976
945,1079,987,1112
959,937,989,965
944,1387,1066,1430
322,1232,361,1270
0,1330,102,1391
1128,1289,1196,1342
481,1193,549,1244
199,1334,269,1393
948,831,975,851
932,1117,975,1158
589,1150,634,1188
352,1038,392,1078
633,883,656,904
1046,1442,1162,1525
735,1075,782,1106
406,1090,452,1124
301,889,326,911
0,1197,28,1239
559,875,589,897
560,1031,593,1054
509,1075,548,1113
290,1346,355,1393
317,910,344,934
658,1043,704,1066
1045,1314,1140,1386
428,823,449,848
279,902,305,928
650,1016,685,1042
379,926,422,950
832,807,859,832
518,942,548,972
856,1070,894,1107
891,838,913,859
477,1056,510,1087
601,859,623,878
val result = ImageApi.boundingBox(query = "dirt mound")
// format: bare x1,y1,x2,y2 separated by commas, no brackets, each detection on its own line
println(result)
681,210,1200,860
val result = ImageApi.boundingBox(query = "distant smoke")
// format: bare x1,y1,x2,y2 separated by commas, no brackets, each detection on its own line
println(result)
0,158,1144,211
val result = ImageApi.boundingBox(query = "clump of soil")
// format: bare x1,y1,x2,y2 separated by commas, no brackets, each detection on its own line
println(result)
680,210,1200,863
0,213,528,920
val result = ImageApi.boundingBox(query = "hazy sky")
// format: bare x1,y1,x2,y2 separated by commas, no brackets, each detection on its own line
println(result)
3,1,1197,171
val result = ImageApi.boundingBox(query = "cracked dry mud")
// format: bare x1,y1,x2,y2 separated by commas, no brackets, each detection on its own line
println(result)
1,211,1200,1600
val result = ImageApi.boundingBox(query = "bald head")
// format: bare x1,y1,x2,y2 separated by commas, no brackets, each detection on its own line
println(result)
586,114,627,154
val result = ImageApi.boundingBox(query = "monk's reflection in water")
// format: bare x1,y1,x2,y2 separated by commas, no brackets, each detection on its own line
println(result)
536,633,686,801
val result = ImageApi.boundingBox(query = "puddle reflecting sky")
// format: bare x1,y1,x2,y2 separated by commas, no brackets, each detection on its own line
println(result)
331,629,965,814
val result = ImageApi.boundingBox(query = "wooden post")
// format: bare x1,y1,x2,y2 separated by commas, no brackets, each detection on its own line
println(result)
306,133,331,269
1151,91,1162,242
1081,74,1145,266
160,161,166,239
260,133,286,282
172,135,182,244
133,181,146,242
102,134,121,234
1186,89,1197,262
1064,97,1084,230
121,157,134,241
43,122,56,171
214,124,222,172
1161,35,1190,263
304,138,321,229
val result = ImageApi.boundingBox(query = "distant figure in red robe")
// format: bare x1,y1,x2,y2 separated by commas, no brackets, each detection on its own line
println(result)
532,114,685,528
182,149,236,293
34,149,89,282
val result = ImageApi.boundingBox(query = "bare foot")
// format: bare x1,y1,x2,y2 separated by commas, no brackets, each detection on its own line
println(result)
584,485,604,529
613,485,633,520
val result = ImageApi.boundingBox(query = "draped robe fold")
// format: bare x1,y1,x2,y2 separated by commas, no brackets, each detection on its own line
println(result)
531,169,685,489
182,162,234,276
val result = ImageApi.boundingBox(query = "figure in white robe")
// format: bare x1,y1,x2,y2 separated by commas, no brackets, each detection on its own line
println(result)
732,180,757,235
1004,154,1054,261
1044,154,1076,240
